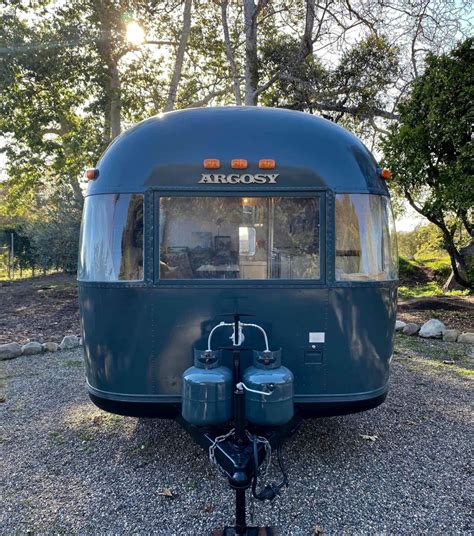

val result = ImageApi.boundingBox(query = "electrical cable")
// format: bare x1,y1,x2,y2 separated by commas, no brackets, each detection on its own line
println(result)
250,435,289,502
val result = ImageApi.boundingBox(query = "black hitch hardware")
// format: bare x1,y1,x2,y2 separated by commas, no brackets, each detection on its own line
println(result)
177,314,302,535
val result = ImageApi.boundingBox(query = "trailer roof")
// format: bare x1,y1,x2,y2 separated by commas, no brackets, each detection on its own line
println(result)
87,107,389,196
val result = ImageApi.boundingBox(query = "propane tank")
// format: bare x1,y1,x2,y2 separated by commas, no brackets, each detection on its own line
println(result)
182,349,233,426
243,349,294,426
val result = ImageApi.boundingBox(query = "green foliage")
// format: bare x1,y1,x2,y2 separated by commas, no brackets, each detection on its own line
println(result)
260,34,400,125
415,255,452,281
383,39,473,266
397,223,445,258
398,282,469,298
259,35,327,111
25,189,82,273
398,256,419,278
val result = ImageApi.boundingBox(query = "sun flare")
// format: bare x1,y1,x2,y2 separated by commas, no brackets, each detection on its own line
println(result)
126,21,145,46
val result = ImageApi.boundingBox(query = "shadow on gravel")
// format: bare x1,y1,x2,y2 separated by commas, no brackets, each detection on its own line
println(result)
1,350,472,535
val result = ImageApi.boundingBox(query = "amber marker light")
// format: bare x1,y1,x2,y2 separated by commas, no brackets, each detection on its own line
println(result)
259,159,276,169
204,159,221,169
380,168,392,180
86,168,99,181
231,159,248,169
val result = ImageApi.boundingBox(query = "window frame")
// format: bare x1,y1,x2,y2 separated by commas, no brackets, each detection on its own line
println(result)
153,190,326,287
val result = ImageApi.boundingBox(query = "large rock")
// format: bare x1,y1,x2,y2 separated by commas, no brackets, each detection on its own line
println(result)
21,341,43,355
443,329,460,342
42,342,59,352
458,332,474,344
0,342,22,360
395,320,406,332
403,323,419,336
59,335,80,350
419,319,446,339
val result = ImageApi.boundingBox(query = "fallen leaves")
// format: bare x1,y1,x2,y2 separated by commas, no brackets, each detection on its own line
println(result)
92,415,104,426
360,434,378,442
158,488,174,498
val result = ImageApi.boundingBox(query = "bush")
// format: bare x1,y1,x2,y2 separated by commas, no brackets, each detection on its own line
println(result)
26,192,82,273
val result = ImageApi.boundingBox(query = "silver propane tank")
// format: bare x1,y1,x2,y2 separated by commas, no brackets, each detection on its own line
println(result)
242,349,294,426
182,349,233,426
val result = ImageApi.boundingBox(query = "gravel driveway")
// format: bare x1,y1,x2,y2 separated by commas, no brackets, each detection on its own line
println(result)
1,347,472,535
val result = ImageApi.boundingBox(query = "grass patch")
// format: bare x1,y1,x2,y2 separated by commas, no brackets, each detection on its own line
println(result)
128,440,153,455
48,430,65,444
394,333,473,376
398,282,469,298
415,254,452,280
0,378,6,402
77,429,97,442
0,268,61,281
63,359,83,368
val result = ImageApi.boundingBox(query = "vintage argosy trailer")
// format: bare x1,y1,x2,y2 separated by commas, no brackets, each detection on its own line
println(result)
78,106,398,534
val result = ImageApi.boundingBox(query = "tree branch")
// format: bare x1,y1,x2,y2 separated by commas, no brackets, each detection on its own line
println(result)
186,86,233,108
311,102,400,120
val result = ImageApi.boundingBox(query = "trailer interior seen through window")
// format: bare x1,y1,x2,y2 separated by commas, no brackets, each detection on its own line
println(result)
159,197,320,280
78,193,144,281
335,194,397,281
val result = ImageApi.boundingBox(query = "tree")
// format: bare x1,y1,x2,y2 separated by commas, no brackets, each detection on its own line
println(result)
1,0,471,276
382,39,473,288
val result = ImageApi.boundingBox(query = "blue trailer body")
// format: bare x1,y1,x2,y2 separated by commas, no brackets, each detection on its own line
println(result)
78,106,397,418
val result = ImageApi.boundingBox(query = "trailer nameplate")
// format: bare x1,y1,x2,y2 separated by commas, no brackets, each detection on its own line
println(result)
199,173,279,184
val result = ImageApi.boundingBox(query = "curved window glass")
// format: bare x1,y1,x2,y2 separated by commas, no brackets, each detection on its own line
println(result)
78,194,144,281
159,196,320,280
335,194,397,281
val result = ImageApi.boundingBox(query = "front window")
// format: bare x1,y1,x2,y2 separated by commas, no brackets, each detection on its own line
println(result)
78,194,144,281
335,194,397,281
159,196,320,280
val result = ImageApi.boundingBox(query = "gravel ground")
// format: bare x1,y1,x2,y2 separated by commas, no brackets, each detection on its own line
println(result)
1,348,472,535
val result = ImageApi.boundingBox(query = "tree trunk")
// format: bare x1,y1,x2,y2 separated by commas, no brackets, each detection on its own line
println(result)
110,62,121,139
443,238,472,289
248,0,315,103
243,0,260,106
164,0,192,113
221,0,242,105
95,0,121,141
405,190,472,289
300,0,316,57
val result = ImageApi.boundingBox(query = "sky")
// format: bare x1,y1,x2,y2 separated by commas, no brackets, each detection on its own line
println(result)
396,204,425,232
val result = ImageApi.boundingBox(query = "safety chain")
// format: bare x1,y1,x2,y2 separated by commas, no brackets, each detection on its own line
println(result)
246,431,272,478
208,428,236,478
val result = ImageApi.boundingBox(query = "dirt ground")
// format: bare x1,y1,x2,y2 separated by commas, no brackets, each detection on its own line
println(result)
0,274,472,345
0,274,80,345
397,295,474,332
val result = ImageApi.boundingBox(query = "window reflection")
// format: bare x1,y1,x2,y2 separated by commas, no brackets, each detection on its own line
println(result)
335,194,397,281
159,197,320,280
78,194,144,281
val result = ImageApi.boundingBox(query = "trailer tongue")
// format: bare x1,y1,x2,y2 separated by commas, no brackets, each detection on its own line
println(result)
177,313,302,535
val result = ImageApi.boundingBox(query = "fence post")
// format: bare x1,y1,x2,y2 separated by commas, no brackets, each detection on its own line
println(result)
10,232,14,280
